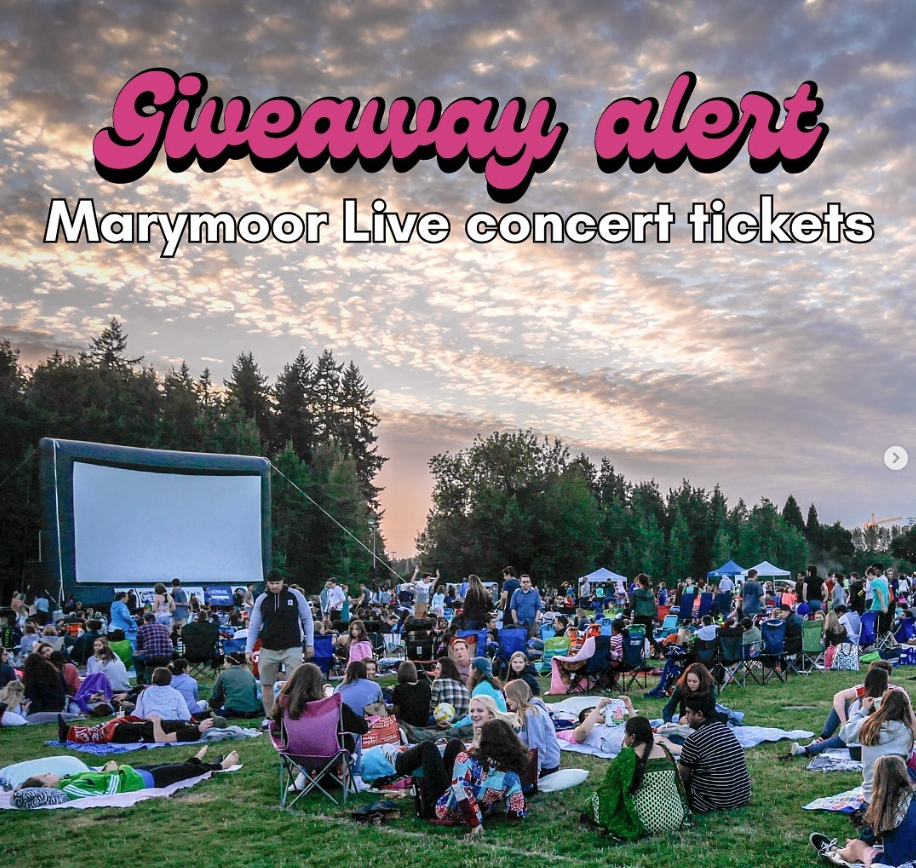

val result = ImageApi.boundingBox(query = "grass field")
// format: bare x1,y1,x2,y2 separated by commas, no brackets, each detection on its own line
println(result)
5,668,913,868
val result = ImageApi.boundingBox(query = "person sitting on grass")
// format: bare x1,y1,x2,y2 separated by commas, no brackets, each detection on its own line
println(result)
208,652,262,719
14,746,238,804
505,651,541,695
335,659,384,717
810,755,916,868
504,679,559,777
838,689,916,804
791,665,889,758
59,713,213,744
677,694,750,813
583,715,690,840
662,663,717,724
433,718,529,834
135,667,193,721
167,659,209,717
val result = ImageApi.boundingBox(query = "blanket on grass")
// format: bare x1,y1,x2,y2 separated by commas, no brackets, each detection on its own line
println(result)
556,724,814,759
806,750,863,773
45,725,261,755
0,766,241,810
802,786,866,814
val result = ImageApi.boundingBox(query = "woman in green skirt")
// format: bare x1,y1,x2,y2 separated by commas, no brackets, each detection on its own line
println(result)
584,715,690,840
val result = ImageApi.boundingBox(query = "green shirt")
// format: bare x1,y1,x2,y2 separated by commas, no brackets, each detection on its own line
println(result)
210,665,262,713
61,766,146,799
631,588,656,618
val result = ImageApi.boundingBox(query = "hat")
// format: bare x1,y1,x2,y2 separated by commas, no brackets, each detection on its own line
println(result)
472,656,493,678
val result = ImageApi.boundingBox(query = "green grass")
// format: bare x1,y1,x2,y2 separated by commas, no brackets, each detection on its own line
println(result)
5,669,912,868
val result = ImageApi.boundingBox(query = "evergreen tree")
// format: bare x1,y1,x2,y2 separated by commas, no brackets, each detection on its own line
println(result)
88,318,143,370
224,352,272,440
338,361,385,506
273,351,317,461
782,495,806,534
311,349,343,443
667,508,693,580
806,503,821,541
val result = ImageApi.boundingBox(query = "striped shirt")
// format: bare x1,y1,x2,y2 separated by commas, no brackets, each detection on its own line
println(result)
679,721,750,813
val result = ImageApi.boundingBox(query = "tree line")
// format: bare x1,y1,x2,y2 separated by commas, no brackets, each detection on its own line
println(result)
417,430,915,583
0,320,386,599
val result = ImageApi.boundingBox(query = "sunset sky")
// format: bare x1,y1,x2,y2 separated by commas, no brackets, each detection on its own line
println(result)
2,0,914,558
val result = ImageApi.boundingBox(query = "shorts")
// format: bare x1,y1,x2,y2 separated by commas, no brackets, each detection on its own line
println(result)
258,646,304,685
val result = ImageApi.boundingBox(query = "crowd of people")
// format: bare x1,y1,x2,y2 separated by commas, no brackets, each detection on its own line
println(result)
3,560,916,863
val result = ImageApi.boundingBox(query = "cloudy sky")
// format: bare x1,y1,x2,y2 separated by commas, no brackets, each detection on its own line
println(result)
2,0,914,557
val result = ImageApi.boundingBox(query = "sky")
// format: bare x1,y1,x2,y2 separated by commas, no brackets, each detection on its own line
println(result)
1,0,915,559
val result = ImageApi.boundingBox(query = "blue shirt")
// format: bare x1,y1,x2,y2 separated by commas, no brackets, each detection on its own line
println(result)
335,677,383,717
510,587,542,624
109,600,137,636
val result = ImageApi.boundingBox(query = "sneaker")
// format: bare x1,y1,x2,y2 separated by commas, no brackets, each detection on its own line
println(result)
809,832,837,857
352,775,372,793
261,718,271,731
287,772,308,793
791,742,808,757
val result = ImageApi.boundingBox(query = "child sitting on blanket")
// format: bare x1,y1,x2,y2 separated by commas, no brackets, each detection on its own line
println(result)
14,747,238,802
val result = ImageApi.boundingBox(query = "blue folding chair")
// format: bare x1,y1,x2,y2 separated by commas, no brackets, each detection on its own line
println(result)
696,592,714,619
859,611,877,648
494,626,528,677
894,616,916,644
712,592,733,617
756,619,787,683
312,634,336,679
677,593,696,624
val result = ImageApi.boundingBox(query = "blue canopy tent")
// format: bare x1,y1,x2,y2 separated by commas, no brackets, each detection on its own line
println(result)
707,560,745,578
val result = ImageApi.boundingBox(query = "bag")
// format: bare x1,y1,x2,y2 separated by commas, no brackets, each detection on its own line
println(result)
824,645,836,670
362,714,401,748
364,699,389,718
831,642,859,671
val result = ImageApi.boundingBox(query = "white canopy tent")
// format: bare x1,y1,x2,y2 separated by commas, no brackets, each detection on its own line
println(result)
578,567,627,592
746,560,790,577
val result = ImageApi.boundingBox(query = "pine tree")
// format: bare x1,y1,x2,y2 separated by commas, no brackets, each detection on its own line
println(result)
782,495,806,534
311,349,343,443
224,352,272,441
88,318,143,370
806,503,821,543
338,361,385,505
273,351,317,461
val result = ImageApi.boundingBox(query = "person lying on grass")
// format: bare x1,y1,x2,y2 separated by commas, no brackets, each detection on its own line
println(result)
59,712,214,744
15,746,238,800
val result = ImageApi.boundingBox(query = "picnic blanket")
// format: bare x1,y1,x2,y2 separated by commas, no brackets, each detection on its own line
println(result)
556,723,814,759
806,750,863,773
802,786,867,814
0,766,241,810
45,725,260,755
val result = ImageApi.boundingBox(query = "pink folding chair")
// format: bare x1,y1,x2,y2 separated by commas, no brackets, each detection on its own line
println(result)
269,693,358,808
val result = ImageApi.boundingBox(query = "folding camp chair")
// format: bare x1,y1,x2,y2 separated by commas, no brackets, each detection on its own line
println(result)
718,628,752,689
270,693,358,809
875,602,897,651
894,616,916,645
312,634,336,679
561,635,617,695
494,626,528,677
655,613,678,641
712,592,733,618
539,623,556,641
695,593,714,620
619,634,653,691
538,635,571,674
694,637,719,671
800,619,826,673
405,618,436,670
757,619,787,683
859,611,877,649
677,593,696,624
181,624,222,678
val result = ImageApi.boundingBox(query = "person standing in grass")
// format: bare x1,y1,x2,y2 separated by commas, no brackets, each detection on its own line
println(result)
677,694,750,813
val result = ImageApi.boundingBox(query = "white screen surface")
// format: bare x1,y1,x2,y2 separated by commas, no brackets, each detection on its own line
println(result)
72,462,263,583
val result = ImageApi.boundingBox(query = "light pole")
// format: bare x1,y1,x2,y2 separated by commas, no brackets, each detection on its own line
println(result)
368,516,378,582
